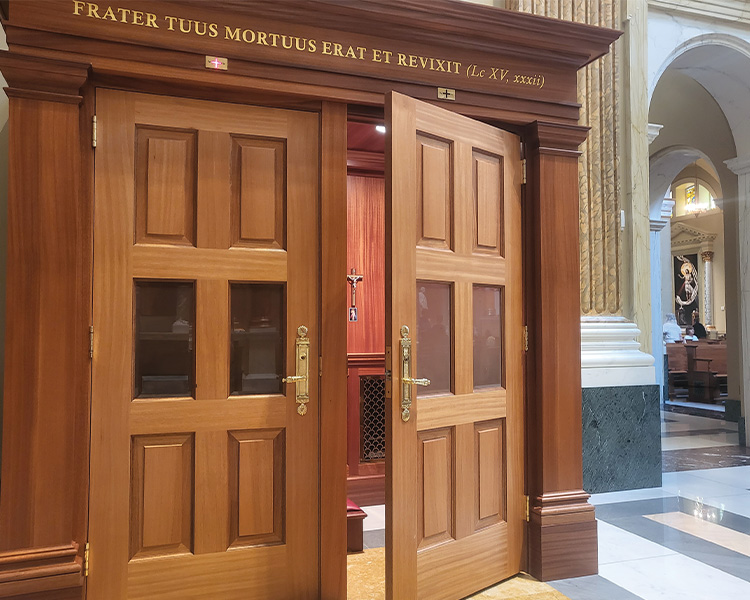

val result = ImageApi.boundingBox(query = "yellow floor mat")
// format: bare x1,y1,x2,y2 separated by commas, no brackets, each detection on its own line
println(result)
347,548,570,599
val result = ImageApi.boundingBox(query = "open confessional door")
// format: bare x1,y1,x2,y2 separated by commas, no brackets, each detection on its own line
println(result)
385,92,524,600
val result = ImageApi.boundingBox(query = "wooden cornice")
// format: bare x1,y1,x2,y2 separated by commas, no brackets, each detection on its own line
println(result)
527,121,590,156
347,150,385,176
187,0,622,68
0,51,89,103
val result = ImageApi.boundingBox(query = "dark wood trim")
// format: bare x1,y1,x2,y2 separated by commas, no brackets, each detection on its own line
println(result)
347,352,386,367
0,544,82,599
524,121,597,581
347,474,386,507
319,101,349,600
0,52,88,102
347,150,385,177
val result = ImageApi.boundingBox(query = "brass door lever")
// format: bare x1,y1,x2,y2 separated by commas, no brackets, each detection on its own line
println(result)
283,325,310,415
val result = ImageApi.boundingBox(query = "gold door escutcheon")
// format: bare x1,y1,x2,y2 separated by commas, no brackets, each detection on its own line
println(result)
399,325,430,421
283,325,310,415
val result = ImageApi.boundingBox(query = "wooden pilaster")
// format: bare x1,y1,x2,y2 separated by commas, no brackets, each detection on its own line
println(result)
0,52,90,600
525,121,599,581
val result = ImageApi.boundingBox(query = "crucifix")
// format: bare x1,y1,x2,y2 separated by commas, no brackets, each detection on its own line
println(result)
347,268,364,321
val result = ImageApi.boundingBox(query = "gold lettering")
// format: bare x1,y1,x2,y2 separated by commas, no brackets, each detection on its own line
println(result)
165,15,177,31
322,41,333,55
308,39,317,53
294,37,307,51
132,10,144,26
116,7,130,22
382,50,392,64
178,18,191,33
73,1,85,16
101,6,116,21
208,23,218,37
333,43,344,58
357,46,366,60
257,31,268,45
268,32,280,47
225,26,241,41
408,54,417,68
344,46,357,59
194,21,208,36
145,13,158,28
397,53,407,66
282,35,293,50
242,28,255,43
372,48,383,63
87,3,100,18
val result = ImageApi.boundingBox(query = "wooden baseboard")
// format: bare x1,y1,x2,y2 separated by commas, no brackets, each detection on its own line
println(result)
347,474,385,506
527,490,598,581
0,544,83,599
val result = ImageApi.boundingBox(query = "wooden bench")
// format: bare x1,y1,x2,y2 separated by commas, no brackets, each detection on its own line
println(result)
347,498,367,553
666,342,727,402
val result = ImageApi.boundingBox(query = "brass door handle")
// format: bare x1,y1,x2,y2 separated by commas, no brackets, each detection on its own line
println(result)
284,325,310,415
403,376,430,386
399,325,430,422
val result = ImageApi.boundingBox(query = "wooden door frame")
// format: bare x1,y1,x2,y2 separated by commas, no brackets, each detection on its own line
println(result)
0,2,620,599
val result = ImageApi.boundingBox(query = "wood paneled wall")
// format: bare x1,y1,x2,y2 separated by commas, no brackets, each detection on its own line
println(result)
0,53,91,599
347,175,385,355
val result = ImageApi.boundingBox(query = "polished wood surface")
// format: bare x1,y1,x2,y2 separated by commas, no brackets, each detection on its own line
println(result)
89,90,320,599
347,176,386,354
319,101,349,600
386,92,524,600
525,122,598,581
0,2,622,597
346,354,386,506
0,52,89,599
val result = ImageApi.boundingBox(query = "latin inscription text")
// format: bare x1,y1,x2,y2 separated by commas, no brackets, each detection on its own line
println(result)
72,1,546,90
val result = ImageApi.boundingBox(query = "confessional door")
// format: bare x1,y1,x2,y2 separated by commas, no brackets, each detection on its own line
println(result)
89,90,319,599
386,92,524,600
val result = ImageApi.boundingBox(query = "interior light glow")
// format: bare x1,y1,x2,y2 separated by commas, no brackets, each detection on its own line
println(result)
376,125,386,134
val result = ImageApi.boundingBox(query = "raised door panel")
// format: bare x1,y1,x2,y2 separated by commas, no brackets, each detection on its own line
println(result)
130,434,194,559
473,152,503,256
231,137,286,249
418,429,454,549
136,127,197,246
475,421,505,530
417,135,453,250
229,429,285,547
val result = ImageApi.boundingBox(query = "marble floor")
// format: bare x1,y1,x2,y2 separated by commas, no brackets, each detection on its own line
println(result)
352,409,750,599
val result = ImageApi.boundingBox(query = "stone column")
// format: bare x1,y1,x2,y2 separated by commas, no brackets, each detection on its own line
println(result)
701,250,714,327
725,156,750,445
509,0,655,380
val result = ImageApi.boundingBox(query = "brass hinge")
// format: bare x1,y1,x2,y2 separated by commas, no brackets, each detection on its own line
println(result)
525,496,530,522
83,542,90,577
523,325,529,352
92,115,97,148
89,325,94,359
521,159,527,184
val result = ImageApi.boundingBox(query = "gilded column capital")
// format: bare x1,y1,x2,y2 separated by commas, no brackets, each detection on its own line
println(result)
700,250,714,263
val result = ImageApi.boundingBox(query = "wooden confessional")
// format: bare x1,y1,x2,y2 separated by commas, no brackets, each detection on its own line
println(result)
0,1,620,598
